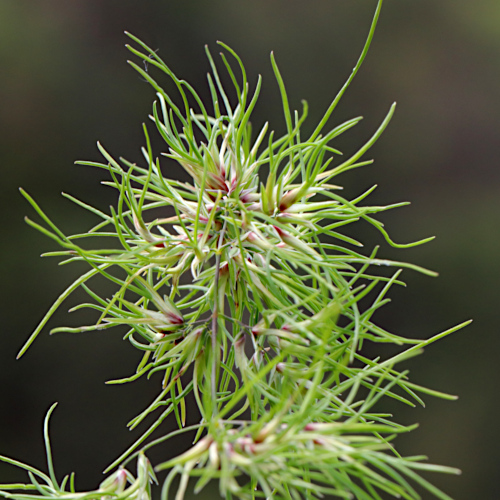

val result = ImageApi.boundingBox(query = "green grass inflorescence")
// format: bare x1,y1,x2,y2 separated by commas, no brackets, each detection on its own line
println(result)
0,2,469,499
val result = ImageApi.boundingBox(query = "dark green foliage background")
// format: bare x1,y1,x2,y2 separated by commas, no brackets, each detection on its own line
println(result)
0,1,497,498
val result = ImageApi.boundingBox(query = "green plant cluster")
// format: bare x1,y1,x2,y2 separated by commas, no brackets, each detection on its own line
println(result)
0,2,469,499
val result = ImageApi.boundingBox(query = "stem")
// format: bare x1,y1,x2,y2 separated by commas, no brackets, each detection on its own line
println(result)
211,218,228,417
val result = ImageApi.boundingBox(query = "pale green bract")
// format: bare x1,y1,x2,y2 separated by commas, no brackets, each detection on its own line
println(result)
1,1,469,499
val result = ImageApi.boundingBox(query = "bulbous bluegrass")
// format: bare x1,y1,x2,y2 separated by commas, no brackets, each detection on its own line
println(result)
0,1,469,499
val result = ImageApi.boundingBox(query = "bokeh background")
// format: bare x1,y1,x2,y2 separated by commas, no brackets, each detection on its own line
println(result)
1,0,498,498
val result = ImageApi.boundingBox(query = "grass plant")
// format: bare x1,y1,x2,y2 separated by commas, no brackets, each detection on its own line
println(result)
0,1,469,499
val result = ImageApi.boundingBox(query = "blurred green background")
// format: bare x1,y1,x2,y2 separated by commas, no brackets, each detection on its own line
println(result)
1,0,498,498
